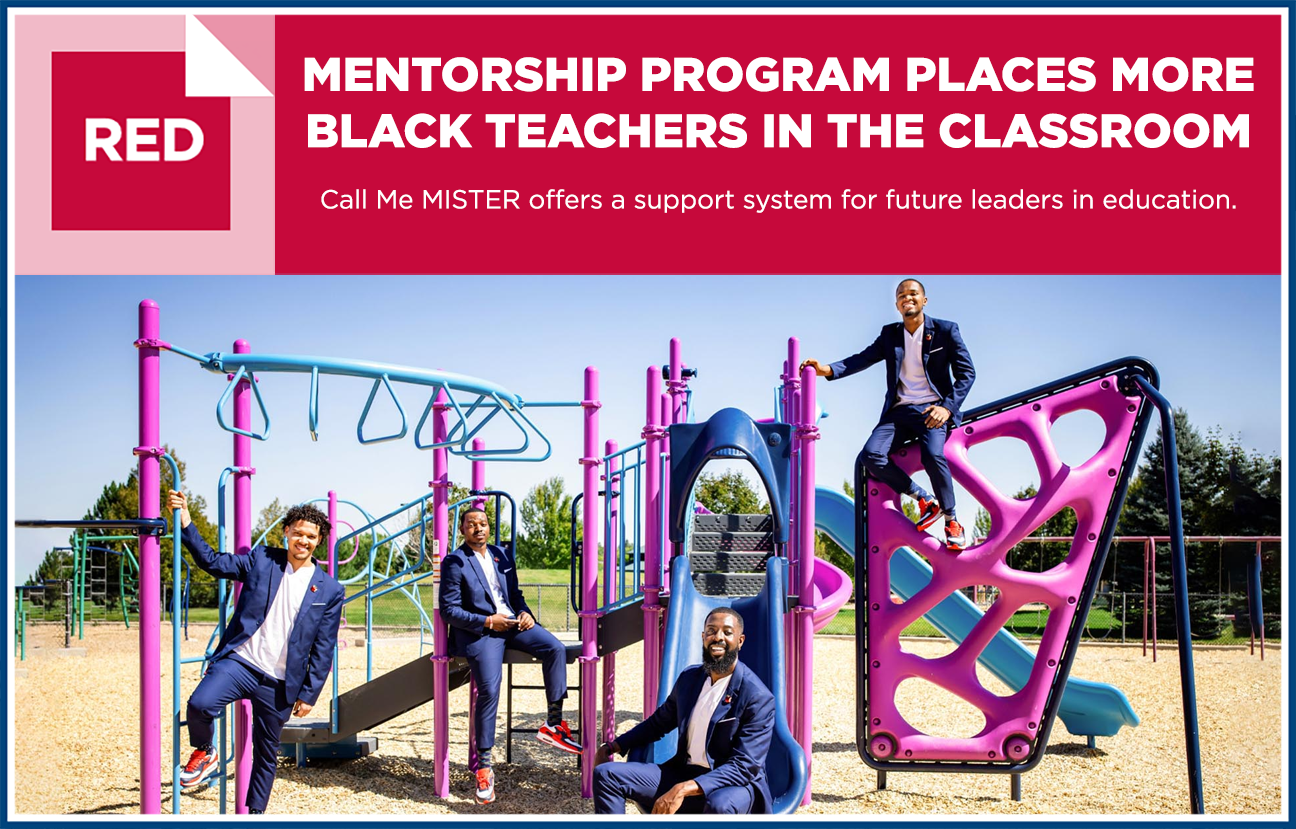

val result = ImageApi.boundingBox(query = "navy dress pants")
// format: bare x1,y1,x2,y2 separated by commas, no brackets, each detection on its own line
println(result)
462,624,567,751
863,402,957,514
593,760,756,814
186,656,294,812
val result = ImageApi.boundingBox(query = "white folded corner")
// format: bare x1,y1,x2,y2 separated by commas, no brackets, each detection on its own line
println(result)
185,15,272,98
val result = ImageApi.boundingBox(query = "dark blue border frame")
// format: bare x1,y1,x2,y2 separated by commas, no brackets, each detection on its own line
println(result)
1,1,1290,826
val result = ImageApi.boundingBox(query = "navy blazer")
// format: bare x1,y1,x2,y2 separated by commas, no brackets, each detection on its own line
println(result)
181,523,344,706
828,314,976,426
438,542,534,655
616,661,775,814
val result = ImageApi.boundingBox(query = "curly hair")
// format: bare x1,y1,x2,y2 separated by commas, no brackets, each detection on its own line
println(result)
282,503,331,541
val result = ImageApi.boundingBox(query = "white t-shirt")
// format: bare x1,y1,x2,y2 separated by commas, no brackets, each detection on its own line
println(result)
474,547,514,618
685,673,733,768
234,559,316,680
896,324,941,407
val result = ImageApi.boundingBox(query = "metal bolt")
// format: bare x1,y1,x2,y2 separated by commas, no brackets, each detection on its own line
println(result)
1029,722,1037,730
871,603,881,611
1127,404,1137,413
871,546,879,554
1032,403,1041,412
872,718,881,726
965,426,974,435
1101,380,1111,389
989,751,997,758
1087,533,1097,541
1047,658,1057,667
1068,596,1077,604
870,489,879,496
904,750,912,757
1108,469,1117,477
872,660,880,669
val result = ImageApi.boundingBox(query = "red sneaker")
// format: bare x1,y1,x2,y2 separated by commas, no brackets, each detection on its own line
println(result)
475,767,496,804
946,520,968,552
915,498,943,531
537,721,582,755
179,748,219,788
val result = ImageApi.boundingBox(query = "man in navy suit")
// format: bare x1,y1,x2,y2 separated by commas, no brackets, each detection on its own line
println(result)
803,279,976,550
439,507,579,805
592,608,775,815
168,490,343,814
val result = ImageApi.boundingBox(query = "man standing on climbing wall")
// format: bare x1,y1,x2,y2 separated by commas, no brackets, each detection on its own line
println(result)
592,607,774,814
439,507,581,806
168,490,344,813
801,279,976,551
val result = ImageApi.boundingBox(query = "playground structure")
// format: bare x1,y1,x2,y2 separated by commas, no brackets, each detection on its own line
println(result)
852,359,1205,813
14,300,1222,816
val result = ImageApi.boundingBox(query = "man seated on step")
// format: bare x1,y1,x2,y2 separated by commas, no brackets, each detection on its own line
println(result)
438,507,580,806
593,607,774,815
169,490,344,814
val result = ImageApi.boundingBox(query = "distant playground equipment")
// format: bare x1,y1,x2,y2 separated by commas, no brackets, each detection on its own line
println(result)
13,303,1218,817
850,358,1206,813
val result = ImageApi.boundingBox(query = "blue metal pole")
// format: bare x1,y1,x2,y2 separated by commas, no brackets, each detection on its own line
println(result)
1133,376,1205,815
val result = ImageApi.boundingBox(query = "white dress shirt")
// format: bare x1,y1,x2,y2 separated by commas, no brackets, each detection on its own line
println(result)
685,673,733,768
895,324,941,406
474,547,514,617
235,559,316,680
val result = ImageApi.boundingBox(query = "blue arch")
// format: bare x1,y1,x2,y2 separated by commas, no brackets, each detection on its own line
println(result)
667,408,792,544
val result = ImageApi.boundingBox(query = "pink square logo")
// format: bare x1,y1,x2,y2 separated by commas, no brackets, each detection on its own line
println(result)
51,52,231,231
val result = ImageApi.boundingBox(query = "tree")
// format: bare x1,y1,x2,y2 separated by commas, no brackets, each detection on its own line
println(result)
517,477,574,569
1116,410,1231,639
25,448,222,609
253,497,286,549
693,469,768,515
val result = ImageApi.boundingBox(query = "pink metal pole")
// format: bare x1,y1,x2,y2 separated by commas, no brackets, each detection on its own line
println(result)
467,438,486,772
578,368,601,798
1150,538,1158,662
232,339,254,813
796,365,818,804
328,491,338,577
1142,540,1149,658
782,341,801,732
137,300,162,814
641,367,663,716
668,338,685,425
471,439,487,510
786,339,801,580
431,390,451,797
602,439,619,744
660,393,673,582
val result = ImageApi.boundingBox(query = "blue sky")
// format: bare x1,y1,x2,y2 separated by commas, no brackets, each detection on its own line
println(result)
12,274,1283,581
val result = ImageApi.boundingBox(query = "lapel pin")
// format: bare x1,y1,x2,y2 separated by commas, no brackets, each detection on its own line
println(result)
925,334,932,341
723,695,732,704
310,585,318,593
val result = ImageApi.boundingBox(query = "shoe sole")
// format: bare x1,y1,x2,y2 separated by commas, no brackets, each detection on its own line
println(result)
475,793,496,805
915,511,943,532
946,541,967,552
179,767,218,789
537,732,582,755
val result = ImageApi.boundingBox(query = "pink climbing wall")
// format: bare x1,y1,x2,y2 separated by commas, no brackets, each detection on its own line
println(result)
865,375,1143,763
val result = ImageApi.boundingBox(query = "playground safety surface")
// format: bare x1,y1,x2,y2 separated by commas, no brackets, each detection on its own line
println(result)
12,625,1282,816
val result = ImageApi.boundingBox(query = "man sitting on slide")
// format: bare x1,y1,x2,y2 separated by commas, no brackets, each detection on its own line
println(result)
593,607,775,815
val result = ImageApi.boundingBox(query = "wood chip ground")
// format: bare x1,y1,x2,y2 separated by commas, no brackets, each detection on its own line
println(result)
12,625,1282,816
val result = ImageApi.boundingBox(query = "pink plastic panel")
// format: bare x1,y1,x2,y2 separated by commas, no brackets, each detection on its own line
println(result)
865,375,1141,762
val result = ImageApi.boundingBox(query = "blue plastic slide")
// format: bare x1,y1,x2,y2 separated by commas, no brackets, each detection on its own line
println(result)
639,556,809,813
814,487,1139,738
